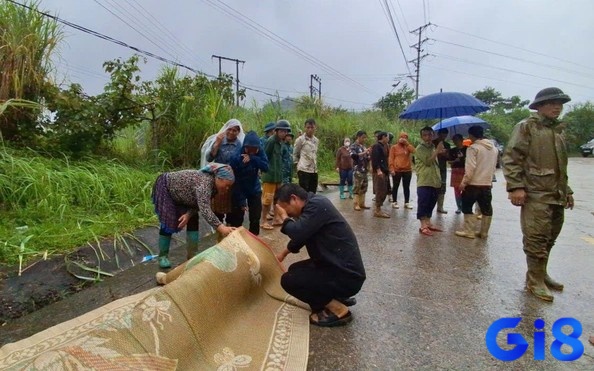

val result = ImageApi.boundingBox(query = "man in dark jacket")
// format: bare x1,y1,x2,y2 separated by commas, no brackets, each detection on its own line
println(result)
230,131,269,235
371,132,390,218
274,184,366,327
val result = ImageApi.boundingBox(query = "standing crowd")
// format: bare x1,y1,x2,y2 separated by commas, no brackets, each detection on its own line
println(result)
149,86,576,330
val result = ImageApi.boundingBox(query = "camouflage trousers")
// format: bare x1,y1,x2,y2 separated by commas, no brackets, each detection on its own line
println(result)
353,171,368,195
521,201,564,259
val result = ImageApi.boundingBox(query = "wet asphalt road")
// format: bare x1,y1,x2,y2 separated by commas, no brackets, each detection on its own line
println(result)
303,158,594,370
1,158,593,369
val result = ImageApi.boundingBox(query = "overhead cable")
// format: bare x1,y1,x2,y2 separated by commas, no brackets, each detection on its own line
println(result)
202,0,380,97
433,23,594,72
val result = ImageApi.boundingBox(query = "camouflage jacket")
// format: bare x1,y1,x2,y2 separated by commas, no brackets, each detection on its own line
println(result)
502,112,573,205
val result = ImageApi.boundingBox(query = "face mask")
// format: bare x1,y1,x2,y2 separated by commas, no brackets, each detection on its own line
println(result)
344,140,351,147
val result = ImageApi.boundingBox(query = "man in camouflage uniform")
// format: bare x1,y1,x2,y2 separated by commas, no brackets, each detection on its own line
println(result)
502,87,575,302
350,130,371,211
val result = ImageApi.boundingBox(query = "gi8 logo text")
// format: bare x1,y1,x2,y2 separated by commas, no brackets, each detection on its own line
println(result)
485,317,584,361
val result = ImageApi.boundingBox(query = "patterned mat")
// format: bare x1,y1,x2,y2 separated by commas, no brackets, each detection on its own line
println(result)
0,228,310,370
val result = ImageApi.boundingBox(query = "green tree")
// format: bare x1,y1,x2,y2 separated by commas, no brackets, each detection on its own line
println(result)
563,102,594,150
41,56,150,157
473,86,529,112
0,0,62,142
374,84,415,120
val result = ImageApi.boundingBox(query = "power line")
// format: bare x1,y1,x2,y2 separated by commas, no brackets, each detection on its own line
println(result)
432,53,593,90
7,0,375,108
392,0,412,43
92,0,179,62
5,0,216,79
126,0,209,67
431,38,594,79
378,0,413,77
423,63,543,90
433,23,594,73
200,0,379,97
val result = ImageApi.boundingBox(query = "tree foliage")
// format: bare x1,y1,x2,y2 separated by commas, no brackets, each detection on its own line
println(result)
40,56,150,157
374,84,415,121
563,102,594,150
473,87,531,144
473,86,529,112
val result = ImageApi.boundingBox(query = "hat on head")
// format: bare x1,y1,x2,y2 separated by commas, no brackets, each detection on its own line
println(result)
275,119,291,131
529,87,571,110
263,122,276,133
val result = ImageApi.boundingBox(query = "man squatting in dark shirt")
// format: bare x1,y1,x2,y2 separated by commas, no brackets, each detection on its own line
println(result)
274,183,366,327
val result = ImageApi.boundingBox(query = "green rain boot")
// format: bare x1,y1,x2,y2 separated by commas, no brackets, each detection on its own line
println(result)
525,256,553,301
186,231,200,261
158,234,172,269
348,185,354,199
339,185,346,199
544,257,564,291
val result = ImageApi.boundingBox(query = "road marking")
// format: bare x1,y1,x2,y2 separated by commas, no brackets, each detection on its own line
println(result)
581,236,594,245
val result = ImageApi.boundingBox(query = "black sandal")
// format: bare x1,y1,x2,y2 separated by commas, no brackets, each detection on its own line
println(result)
310,309,352,327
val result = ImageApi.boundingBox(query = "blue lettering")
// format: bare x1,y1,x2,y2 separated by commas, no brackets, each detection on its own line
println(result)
550,318,584,362
485,317,528,361
533,319,545,360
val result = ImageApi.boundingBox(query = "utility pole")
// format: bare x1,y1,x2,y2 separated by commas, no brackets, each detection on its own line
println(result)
310,74,321,100
409,23,430,99
211,54,245,106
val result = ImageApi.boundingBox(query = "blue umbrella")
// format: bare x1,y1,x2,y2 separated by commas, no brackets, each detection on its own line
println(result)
399,91,489,120
431,116,490,139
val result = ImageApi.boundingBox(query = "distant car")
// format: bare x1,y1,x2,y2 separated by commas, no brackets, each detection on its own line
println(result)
580,139,594,157
488,138,504,168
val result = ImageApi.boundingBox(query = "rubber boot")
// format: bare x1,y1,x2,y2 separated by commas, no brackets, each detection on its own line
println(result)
186,231,200,260
348,185,354,199
455,214,476,239
437,194,448,213
525,256,554,301
158,234,172,269
353,194,361,211
339,185,346,199
359,195,371,209
475,216,492,238
544,258,564,291
374,205,390,218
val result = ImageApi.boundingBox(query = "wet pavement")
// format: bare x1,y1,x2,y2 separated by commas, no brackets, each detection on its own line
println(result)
1,158,593,369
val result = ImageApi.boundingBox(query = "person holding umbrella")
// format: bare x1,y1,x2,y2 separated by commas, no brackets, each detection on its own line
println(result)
415,126,445,236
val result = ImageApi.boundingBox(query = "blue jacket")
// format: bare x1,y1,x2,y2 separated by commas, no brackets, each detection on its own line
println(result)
230,131,269,206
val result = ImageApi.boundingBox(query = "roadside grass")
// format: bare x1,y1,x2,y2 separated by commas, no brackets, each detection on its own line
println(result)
0,146,157,265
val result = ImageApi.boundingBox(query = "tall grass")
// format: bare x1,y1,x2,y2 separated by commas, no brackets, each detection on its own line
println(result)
0,146,157,264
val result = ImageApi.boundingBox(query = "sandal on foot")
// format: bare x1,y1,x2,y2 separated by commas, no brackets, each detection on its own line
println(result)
260,223,274,230
310,309,352,327
337,297,357,306
427,226,443,232
419,227,433,236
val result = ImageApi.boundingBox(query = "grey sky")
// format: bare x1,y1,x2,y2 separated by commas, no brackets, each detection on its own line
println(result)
42,0,594,110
